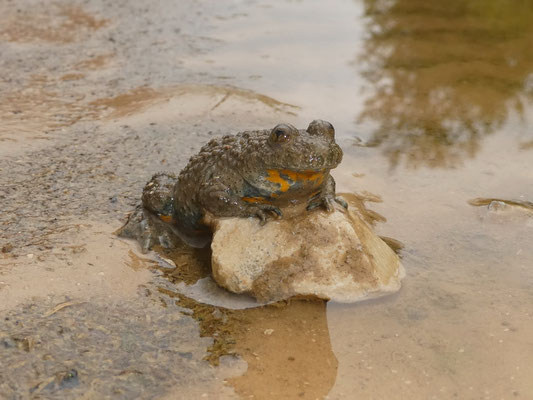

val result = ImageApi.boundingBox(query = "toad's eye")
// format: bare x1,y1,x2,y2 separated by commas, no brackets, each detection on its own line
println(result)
269,124,293,144
306,120,335,138
272,128,290,142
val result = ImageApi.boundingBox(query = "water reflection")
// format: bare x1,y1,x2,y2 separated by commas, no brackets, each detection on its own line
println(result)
358,0,533,168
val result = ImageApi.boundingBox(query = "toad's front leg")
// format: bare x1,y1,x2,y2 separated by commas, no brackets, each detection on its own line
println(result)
306,174,348,212
199,179,282,225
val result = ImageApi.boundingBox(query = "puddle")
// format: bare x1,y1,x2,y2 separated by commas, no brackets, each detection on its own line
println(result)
0,221,153,312
156,284,337,399
1,0,533,399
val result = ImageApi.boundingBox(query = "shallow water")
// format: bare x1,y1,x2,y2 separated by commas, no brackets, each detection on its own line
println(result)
194,1,533,398
1,0,533,398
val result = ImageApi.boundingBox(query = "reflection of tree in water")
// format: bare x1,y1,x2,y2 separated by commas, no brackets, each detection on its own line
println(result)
359,0,533,168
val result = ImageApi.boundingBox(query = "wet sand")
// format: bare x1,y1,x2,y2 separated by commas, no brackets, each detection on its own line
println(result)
1,0,533,399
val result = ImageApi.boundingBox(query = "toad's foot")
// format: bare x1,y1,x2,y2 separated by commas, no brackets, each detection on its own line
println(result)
307,194,348,212
116,206,182,253
249,204,283,225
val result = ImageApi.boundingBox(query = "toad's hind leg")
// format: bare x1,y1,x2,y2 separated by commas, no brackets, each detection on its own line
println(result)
116,173,179,253
116,206,181,253
141,172,178,218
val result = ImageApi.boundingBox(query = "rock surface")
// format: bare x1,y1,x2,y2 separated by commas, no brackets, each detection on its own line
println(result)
210,205,405,303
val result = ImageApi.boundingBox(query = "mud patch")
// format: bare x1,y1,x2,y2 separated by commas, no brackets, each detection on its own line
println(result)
520,140,533,150
0,4,108,43
0,74,97,154
0,296,240,399
91,87,169,119
0,221,153,312
154,244,212,286
340,191,387,226
91,84,299,120
74,53,115,70
469,197,533,212
60,73,86,81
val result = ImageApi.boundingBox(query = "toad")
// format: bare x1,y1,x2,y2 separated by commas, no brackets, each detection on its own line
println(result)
118,120,347,250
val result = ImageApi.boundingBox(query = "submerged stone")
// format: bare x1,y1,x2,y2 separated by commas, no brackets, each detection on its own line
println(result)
209,205,405,303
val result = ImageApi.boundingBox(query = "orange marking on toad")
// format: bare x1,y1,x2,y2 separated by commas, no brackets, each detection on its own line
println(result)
309,190,321,198
265,170,291,192
242,196,268,204
280,169,325,185
159,215,173,223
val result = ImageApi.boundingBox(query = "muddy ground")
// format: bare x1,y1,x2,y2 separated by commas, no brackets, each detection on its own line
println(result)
0,1,329,398
2,0,533,399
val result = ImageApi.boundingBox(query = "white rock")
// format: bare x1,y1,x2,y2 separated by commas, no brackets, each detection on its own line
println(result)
210,206,405,303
